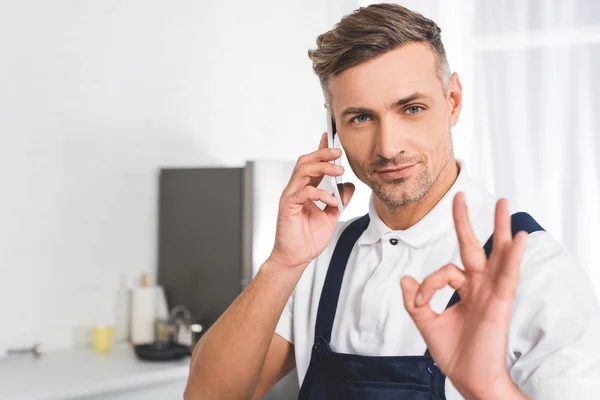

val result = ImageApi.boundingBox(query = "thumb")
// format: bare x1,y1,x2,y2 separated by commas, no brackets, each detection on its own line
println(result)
324,182,356,219
340,182,355,207
400,275,438,331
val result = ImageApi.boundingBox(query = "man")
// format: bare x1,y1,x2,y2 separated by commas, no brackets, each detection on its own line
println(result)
184,3,600,399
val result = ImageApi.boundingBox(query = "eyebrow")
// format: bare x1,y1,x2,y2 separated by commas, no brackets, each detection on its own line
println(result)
340,92,433,119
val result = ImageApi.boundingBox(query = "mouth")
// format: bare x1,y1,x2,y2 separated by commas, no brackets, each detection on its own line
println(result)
376,163,418,180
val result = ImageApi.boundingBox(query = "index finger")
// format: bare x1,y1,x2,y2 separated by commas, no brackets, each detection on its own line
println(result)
453,192,486,272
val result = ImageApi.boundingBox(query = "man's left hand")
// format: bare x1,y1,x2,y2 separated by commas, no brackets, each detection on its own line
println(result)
400,193,528,400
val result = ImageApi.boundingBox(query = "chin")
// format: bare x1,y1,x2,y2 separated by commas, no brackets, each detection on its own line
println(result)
374,186,424,208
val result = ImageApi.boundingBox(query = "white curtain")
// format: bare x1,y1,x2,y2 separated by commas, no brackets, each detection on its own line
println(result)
471,0,600,300
354,0,600,299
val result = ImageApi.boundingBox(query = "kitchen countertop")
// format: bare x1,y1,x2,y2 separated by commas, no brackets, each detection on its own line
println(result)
0,344,190,400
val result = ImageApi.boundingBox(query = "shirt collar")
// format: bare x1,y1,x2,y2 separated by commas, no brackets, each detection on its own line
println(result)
357,161,488,248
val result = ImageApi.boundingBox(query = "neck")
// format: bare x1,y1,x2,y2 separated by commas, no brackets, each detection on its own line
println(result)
374,159,459,230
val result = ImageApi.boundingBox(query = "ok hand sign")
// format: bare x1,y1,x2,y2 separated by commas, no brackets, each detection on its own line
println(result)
400,193,528,399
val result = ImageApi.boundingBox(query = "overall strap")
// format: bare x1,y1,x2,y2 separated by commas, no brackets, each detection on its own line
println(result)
314,214,370,342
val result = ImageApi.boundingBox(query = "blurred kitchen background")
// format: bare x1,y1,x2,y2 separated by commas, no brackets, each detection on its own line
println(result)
1,0,599,399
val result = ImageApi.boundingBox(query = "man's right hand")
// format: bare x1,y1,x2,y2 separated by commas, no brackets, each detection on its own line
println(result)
269,132,355,270
185,134,354,400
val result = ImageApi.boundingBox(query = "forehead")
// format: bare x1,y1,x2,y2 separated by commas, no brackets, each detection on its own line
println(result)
328,43,442,112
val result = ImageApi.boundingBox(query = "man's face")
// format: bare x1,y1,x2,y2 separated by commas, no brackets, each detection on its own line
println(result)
329,43,461,208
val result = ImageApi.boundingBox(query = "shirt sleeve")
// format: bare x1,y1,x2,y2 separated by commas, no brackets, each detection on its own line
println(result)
275,288,295,344
507,231,600,399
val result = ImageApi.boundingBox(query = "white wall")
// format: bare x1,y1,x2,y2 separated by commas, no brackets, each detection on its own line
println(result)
0,0,362,351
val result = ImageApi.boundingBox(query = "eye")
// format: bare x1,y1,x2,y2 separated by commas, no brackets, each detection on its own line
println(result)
351,114,371,124
405,106,424,115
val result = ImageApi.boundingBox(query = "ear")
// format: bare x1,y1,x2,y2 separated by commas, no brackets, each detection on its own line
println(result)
448,73,463,128
324,103,328,109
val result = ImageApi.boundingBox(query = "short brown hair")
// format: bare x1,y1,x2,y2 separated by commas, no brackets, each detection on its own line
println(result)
308,3,450,103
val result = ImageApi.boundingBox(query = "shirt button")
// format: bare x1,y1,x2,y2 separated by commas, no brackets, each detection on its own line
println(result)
389,238,399,245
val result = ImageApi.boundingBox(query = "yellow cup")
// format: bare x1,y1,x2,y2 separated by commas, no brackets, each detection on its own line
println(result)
92,326,114,353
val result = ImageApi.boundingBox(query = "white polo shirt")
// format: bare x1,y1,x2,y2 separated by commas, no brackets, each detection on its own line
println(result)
275,164,600,399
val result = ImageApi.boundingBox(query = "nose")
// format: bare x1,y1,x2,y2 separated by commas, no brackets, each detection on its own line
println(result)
374,114,405,160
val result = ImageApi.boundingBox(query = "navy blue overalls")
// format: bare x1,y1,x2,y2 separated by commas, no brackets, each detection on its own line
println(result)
298,212,544,400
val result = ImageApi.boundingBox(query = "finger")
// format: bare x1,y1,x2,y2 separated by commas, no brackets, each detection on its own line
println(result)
492,198,512,255
287,186,338,209
290,133,342,190
415,264,466,307
295,147,342,170
285,161,344,195
324,182,355,218
401,275,439,329
494,230,528,299
453,192,486,272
